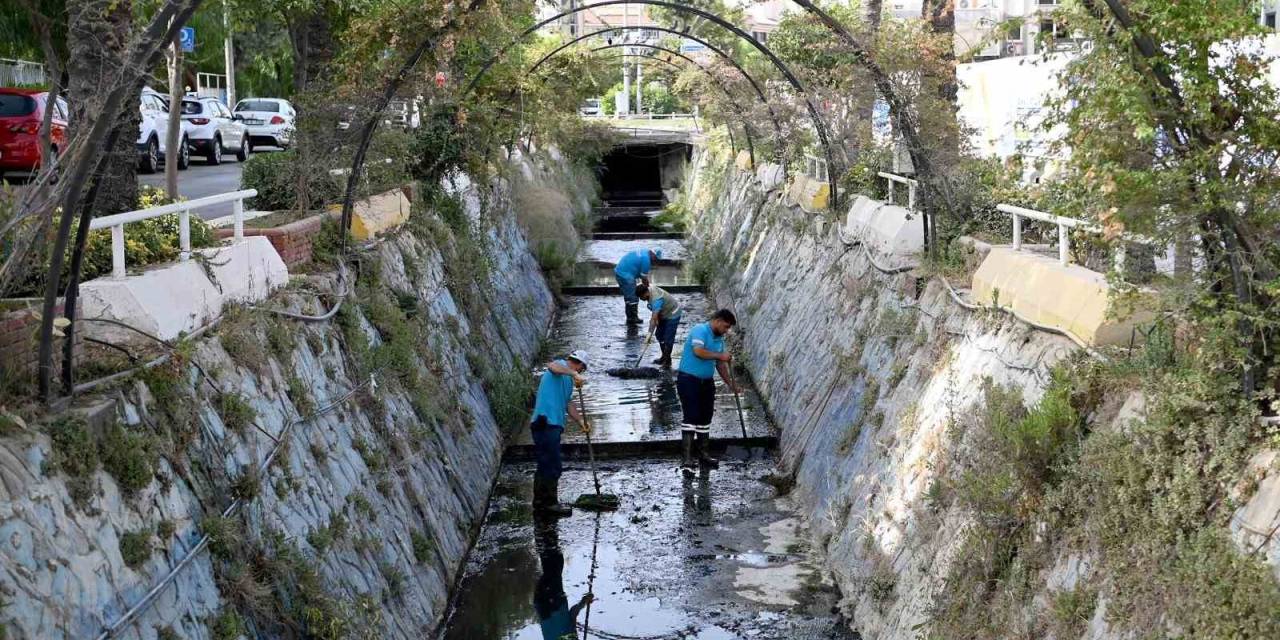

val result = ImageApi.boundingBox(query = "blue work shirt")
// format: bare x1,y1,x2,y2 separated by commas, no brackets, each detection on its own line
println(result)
531,360,575,427
646,285,682,320
678,322,724,379
613,249,652,281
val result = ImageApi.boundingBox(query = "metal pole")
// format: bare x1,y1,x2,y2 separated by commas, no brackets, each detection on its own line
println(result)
223,1,236,106
620,4,630,116
1058,223,1069,266
179,209,191,261
111,226,126,278
233,196,244,241
1012,214,1022,251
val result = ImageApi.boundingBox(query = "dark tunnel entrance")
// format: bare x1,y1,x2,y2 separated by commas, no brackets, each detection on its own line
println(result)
596,142,691,232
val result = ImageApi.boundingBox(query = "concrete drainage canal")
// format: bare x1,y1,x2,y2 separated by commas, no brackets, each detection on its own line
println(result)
438,150,856,639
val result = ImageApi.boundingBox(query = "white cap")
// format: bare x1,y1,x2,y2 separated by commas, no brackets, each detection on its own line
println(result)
567,350,590,370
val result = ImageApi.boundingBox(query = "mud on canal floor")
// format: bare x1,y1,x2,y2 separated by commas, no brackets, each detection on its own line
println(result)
439,455,857,639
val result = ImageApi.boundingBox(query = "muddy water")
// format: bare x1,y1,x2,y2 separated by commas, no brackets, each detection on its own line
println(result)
514,294,773,445
440,458,855,640
439,230,852,638
568,263,698,290
583,239,687,263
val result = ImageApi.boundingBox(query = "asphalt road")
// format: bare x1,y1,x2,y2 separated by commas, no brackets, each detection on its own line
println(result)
140,146,283,220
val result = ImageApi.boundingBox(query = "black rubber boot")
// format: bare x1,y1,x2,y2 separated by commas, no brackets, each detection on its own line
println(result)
654,344,673,367
696,432,720,469
625,302,642,325
680,431,697,477
533,475,573,517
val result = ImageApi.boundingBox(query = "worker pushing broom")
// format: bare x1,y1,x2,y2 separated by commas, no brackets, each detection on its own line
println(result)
676,309,739,477
613,247,662,326
529,351,590,517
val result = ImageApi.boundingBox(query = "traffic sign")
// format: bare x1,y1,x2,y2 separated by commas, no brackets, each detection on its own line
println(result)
179,27,195,52
679,39,706,53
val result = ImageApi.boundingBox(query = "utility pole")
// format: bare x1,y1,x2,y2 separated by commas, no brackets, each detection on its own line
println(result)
223,0,236,105
635,59,642,114
620,2,630,116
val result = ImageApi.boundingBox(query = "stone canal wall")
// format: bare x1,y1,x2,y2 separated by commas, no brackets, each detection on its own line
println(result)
683,147,1085,638
0,150,591,639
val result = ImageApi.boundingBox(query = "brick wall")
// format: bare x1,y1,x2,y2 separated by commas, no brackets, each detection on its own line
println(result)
216,210,340,269
0,299,81,389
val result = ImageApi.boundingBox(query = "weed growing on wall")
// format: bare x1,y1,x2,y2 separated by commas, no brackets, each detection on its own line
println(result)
118,530,152,569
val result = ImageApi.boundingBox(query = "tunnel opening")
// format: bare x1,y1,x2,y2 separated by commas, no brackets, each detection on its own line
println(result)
595,142,691,233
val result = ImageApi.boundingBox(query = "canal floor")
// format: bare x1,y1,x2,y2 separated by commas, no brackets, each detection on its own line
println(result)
438,229,851,638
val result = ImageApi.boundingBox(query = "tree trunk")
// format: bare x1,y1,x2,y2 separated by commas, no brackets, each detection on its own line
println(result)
165,36,183,197
67,0,140,217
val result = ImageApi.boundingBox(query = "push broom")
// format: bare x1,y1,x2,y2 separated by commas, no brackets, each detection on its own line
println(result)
573,392,619,511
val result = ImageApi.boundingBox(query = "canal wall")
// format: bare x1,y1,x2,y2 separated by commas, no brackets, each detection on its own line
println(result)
683,147,1084,638
0,150,592,639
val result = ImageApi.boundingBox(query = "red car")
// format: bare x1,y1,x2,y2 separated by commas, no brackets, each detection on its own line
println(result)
0,88,69,176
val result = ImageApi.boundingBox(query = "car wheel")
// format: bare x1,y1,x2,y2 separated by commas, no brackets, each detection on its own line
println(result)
207,137,222,165
140,137,159,174
236,138,250,162
177,136,190,170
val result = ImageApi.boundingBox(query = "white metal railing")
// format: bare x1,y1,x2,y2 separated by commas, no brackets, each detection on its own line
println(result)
805,154,829,182
996,203,1097,267
0,58,45,86
582,113,696,120
89,189,257,279
879,171,918,211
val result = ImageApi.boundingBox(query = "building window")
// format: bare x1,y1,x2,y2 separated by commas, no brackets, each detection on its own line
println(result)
752,30,768,43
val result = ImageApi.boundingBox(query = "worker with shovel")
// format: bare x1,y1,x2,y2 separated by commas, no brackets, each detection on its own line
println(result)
676,309,738,476
637,283,682,367
530,351,590,517
614,248,661,326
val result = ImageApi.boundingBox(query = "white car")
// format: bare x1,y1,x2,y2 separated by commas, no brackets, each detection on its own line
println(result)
180,96,249,165
136,87,189,173
233,97,296,149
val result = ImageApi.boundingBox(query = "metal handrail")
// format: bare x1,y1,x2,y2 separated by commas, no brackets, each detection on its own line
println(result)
88,189,258,278
806,154,829,182
878,171,918,210
995,203,1098,267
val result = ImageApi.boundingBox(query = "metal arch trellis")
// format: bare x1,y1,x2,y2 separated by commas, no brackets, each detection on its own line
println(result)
521,25,785,159
548,44,758,163
462,0,841,208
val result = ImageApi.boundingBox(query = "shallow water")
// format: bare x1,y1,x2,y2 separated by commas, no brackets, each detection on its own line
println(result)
439,458,856,640
583,239,687,263
518,294,773,445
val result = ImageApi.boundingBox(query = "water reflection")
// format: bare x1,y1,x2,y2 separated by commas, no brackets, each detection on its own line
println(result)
533,514,592,640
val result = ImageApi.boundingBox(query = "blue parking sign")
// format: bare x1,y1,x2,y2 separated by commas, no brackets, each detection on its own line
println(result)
179,27,195,52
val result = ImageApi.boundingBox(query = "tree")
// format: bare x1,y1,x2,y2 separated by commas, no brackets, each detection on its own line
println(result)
1050,0,1280,395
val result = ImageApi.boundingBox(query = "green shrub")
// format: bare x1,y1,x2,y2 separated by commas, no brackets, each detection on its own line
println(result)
119,530,152,568
100,423,156,496
47,415,97,505
217,392,257,434
652,201,689,232
241,149,339,211
208,609,245,640
410,530,434,564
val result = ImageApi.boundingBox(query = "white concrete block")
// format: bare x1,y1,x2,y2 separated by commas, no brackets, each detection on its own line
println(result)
757,162,785,191
204,236,289,303
80,236,288,344
843,197,925,258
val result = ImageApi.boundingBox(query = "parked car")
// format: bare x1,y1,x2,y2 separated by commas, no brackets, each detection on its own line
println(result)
137,87,190,174
579,98,602,117
180,96,249,165
0,88,68,177
233,97,295,149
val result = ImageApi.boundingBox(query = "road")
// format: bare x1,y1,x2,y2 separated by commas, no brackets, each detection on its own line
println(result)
140,147,283,220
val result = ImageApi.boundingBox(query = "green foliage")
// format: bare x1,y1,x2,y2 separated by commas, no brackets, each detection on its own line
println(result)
200,515,243,560
217,392,257,434
207,608,245,640
687,243,727,288
100,423,155,496
652,201,689,232
118,530,152,569
241,149,340,212
410,530,433,564
231,468,261,500
46,415,97,505
286,374,315,416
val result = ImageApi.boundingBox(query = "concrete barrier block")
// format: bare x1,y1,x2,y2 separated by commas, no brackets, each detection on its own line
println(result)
972,247,1155,347
80,237,290,345
346,188,411,241
843,197,924,259
757,162,785,191
203,236,289,303
799,179,830,212
80,261,223,344
787,174,811,207
735,149,754,171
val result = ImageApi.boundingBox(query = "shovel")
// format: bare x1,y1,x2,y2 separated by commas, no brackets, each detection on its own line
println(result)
574,392,619,511
727,362,749,440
